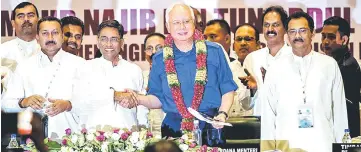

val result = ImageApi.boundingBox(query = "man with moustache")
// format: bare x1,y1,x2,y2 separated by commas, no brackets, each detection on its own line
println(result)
61,16,84,56
204,19,236,62
1,2,40,93
321,16,361,138
143,32,166,136
73,20,148,130
2,16,85,138
261,12,348,152
240,6,292,116
119,3,237,141
229,23,261,117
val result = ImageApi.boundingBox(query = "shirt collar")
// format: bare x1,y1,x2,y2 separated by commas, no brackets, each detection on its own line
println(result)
292,50,314,63
266,42,288,59
99,55,123,67
38,48,65,66
16,37,37,48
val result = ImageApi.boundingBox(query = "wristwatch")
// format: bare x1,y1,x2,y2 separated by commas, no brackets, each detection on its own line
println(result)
217,111,229,119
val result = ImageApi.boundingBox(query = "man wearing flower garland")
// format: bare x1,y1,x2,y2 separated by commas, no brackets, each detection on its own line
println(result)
120,3,237,141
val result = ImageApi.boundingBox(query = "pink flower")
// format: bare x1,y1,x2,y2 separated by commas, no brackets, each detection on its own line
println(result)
189,142,197,148
212,147,218,152
113,129,120,134
81,128,87,134
26,138,33,144
201,145,208,152
121,133,129,140
146,131,153,138
126,130,132,135
179,138,184,144
65,128,71,135
62,139,67,145
96,135,105,142
98,131,105,135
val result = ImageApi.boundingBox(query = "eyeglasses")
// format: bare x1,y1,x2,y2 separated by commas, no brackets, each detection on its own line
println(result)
263,22,281,28
235,36,255,42
99,36,122,45
64,32,82,41
287,28,309,36
171,19,194,28
145,44,163,53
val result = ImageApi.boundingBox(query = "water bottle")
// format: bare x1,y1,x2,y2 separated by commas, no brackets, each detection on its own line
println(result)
193,120,202,146
17,108,33,135
7,134,19,149
342,129,352,143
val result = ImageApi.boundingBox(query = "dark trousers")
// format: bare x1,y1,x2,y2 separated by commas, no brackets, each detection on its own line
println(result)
161,108,225,147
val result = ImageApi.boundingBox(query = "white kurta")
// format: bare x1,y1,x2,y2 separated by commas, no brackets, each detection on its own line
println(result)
243,43,292,115
261,51,348,152
1,38,40,93
229,60,252,117
74,56,149,130
2,49,85,139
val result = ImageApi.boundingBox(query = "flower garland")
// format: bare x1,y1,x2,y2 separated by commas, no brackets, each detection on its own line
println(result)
163,29,207,132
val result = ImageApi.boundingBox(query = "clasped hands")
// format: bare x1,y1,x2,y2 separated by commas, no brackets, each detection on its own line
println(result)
20,95,72,117
113,89,139,109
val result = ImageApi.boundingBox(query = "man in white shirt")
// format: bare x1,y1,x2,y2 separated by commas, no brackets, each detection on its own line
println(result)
143,32,165,136
229,23,261,117
240,6,292,116
74,20,148,130
2,16,85,139
261,11,348,152
1,2,40,93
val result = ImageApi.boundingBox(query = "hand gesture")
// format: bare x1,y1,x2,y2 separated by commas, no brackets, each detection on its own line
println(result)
45,99,72,117
239,68,257,89
21,95,46,110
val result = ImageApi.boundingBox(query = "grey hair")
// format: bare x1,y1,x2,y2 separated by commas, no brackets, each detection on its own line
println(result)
165,2,195,24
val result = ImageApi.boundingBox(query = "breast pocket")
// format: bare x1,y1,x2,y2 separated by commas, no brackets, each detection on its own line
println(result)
205,62,218,87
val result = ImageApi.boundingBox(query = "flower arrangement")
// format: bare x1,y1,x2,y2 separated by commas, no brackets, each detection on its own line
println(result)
21,127,222,152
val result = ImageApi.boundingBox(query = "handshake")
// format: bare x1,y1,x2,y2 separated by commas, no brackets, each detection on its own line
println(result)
113,89,140,109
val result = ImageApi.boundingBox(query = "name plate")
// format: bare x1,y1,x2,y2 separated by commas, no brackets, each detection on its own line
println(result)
333,143,361,152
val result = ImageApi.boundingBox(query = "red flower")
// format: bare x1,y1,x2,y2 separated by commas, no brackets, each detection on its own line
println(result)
146,131,153,138
113,129,120,134
165,60,176,73
121,133,129,140
96,135,105,142
61,139,67,145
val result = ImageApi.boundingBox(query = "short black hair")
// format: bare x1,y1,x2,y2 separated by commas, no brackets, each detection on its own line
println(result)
61,16,85,36
262,6,288,27
233,23,260,41
144,33,165,45
97,20,124,38
323,16,350,44
285,11,315,32
37,16,62,34
205,19,231,35
11,2,39,20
